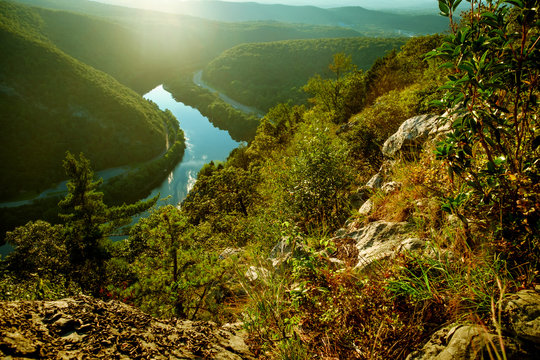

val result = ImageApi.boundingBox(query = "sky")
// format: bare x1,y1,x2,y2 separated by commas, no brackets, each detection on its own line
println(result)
95,0,439,11
205,1,437,9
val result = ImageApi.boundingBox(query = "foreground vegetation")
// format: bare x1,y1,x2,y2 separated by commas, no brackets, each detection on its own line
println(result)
1,1,538,359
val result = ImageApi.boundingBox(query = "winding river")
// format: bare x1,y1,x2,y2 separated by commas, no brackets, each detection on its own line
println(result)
140,85,240,206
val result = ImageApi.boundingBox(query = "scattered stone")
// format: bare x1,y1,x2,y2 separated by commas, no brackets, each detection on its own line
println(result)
350,188,371,209
219,247,244,260
366,173,384,189
382,181,402,194
244,266,269,282
268,237,306,269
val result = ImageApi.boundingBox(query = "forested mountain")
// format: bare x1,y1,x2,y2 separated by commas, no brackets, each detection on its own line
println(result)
88,0,449,36
0,1,174,201
12,0,363,92
203,37,406,111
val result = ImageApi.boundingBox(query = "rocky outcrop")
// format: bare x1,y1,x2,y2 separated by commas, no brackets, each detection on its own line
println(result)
382,114,450,159
0,295,254,359
333,220,424,270
356,112,449,215
407,324,534,360
408,289,540,359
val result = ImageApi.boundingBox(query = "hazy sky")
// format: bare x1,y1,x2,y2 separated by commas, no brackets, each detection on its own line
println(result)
95,0,439,11
206,1,437,8
189,1,439,10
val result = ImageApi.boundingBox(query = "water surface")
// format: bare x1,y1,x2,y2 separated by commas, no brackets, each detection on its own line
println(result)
141,85,240,207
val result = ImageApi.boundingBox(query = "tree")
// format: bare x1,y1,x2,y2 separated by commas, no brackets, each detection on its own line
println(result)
286,125,353,230
182,161,260,225
59,152,158,292
5,220,67,276
122,205,234,320
303,53,365,123
430,0,539,274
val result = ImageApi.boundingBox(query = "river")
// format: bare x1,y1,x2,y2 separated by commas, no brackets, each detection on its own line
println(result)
140,85,240,207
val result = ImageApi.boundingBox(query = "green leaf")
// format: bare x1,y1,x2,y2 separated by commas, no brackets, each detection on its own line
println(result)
452,0,463,11
505,0,524,8
458,63,475,74
487,161,496,173
439,1,450,16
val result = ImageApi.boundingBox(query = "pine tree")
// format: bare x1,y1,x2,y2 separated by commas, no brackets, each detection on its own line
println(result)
59,152,158,292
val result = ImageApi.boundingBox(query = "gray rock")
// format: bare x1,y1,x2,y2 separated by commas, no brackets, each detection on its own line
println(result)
396,238,426,254
244,266,269,282
366,173,384,189
502,289,540,343
268,236,306,268
382,114,449,159
1,332,41,357
350,188,371,209
0,296,255,359
334,220,413,270
407,325,494,360
382,181,402,194
359,199,374,216
408,324,535,360
219,247,243,260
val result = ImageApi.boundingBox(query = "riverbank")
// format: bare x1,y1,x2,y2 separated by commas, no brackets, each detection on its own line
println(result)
193,70,264,117
164,72,260,143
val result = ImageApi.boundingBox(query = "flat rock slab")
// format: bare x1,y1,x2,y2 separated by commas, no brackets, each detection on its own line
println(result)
0,295,254,359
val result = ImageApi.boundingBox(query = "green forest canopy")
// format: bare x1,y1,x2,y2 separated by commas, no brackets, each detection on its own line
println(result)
203,37,406,111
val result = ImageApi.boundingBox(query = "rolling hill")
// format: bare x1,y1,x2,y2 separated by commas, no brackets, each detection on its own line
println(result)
202,37,406,111
12,0,364,91
0,1,173,202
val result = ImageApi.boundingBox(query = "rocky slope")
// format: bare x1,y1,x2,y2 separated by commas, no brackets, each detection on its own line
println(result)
0,295,253,359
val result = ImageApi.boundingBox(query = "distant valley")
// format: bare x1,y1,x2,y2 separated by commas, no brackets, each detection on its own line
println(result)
1,0,447,238
90,0,449,36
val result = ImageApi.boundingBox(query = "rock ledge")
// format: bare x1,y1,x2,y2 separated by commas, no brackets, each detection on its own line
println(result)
0,295,254,359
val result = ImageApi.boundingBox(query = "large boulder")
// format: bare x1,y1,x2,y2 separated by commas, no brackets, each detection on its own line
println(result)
502,289,540,343
382,114,450,159
0,295,254,359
